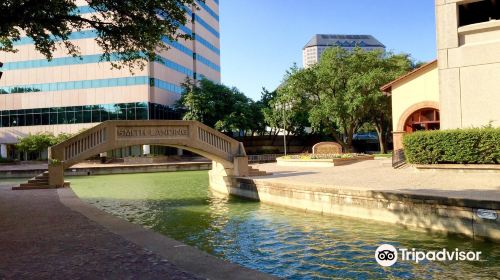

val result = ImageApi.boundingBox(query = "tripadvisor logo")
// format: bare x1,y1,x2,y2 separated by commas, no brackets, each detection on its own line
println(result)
375,244,482,267
375,244,398,267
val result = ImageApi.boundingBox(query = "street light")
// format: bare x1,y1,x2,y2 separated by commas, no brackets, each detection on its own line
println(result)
283,103,287,156
274,99,290,156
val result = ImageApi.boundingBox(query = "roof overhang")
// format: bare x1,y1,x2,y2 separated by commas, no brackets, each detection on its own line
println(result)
380,59,438,95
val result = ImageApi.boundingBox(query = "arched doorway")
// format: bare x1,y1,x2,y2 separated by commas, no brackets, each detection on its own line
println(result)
403,108,440,132
392,102,440,160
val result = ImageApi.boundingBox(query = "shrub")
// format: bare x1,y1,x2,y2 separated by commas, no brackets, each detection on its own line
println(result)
403,128,500,164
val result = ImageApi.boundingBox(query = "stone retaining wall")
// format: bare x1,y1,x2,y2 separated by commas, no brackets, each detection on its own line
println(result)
0,162,212,178
221,178,500,242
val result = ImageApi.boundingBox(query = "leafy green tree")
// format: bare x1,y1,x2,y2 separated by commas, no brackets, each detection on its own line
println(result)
261,88,280,136
248,98,268,136
177,78,263,135
16,132,74,159
364,53,413,153
264,65,314,139
1,0,196,69
276,47,413,152
54,132,74,144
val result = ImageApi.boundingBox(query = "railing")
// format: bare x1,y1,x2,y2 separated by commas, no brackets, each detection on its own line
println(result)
392,149,406,168
197,126,232,154
52,121,245,167
64,127,107,161
248,154,283,163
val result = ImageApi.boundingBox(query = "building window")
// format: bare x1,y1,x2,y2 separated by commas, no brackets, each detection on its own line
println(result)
0,103,180,128
458,0,500,27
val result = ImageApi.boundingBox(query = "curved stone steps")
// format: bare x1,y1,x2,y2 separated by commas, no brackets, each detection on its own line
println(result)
13,171,69,190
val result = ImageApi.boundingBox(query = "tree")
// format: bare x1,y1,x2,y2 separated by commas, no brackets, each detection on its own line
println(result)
0,0,196,70
264,65,313,139
364,54,413,153
16,132,74,159
277,47,413,152
176,78,262,135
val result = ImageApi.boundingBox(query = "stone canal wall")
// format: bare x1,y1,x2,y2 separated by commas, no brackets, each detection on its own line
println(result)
1,162,211,178
219,178,500,242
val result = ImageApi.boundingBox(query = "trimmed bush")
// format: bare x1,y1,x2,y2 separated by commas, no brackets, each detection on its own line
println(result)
403,128,500,164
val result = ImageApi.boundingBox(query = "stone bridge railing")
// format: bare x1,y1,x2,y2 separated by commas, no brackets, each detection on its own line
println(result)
47,120,249,188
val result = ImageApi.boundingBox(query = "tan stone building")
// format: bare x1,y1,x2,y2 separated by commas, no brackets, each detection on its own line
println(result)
382,0,500,151
437,0,500,129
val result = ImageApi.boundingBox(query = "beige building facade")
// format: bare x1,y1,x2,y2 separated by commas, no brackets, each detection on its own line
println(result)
0,0,220,159
436,0,500,129
382,0,500,151
381,61,440,151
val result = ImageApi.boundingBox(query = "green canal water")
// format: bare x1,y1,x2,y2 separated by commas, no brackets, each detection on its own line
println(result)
65,171,499,279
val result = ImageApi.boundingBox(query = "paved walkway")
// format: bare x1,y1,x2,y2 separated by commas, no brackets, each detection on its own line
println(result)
253,160,500,202
0,183,200,279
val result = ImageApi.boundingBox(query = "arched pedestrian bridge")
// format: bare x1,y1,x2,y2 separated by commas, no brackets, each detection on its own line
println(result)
42,120,251,192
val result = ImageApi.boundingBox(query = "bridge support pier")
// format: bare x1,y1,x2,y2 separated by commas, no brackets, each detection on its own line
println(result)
208,156,249,194
48,164,65,188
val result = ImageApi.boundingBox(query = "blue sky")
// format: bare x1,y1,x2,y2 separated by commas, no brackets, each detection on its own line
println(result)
219,0,436,100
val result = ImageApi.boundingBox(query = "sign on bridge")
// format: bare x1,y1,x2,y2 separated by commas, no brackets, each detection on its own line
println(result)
116,126,189,139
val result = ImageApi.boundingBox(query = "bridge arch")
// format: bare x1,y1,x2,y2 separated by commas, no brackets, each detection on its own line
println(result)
47,120,249,191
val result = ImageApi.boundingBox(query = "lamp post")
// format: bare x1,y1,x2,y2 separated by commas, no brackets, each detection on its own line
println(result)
283,103,287,156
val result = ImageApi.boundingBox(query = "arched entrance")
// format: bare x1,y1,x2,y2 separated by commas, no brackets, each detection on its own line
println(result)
403,108,440,132
393,101,440,152
40,120,250,192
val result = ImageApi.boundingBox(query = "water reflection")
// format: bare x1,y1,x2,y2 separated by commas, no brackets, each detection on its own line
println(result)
70,172,500,279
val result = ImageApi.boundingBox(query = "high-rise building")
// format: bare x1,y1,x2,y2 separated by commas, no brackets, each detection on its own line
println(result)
0,0,220,159
302,34,385,68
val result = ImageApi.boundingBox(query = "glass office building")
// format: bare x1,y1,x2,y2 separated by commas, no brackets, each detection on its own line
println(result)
0,0,220,159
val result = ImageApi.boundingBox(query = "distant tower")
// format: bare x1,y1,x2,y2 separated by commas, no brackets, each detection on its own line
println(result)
302,34,385,68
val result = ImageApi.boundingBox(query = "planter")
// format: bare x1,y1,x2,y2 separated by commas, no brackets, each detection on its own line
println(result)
277,155,374,167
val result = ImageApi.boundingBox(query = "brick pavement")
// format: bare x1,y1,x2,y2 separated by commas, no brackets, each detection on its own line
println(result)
0,183,201,280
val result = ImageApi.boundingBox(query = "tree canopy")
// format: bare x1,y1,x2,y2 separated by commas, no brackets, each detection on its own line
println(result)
16,132,73,156
274,47,413,152
176,78,266,135
0,0,197,69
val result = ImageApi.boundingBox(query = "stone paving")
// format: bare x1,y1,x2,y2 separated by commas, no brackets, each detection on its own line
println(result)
0,182,201,279
252,160,500,202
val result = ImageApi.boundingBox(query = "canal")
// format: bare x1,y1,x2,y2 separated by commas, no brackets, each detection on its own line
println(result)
68,171,499,279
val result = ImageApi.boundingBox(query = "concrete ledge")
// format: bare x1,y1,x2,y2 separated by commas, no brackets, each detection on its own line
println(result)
414,164,500,173
66,162,212,176
58,187,276,280
227,178,500,242
0,162,212,178
276,156,374,167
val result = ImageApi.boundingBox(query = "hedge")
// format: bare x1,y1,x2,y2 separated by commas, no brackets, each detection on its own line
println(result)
403,128,500,164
